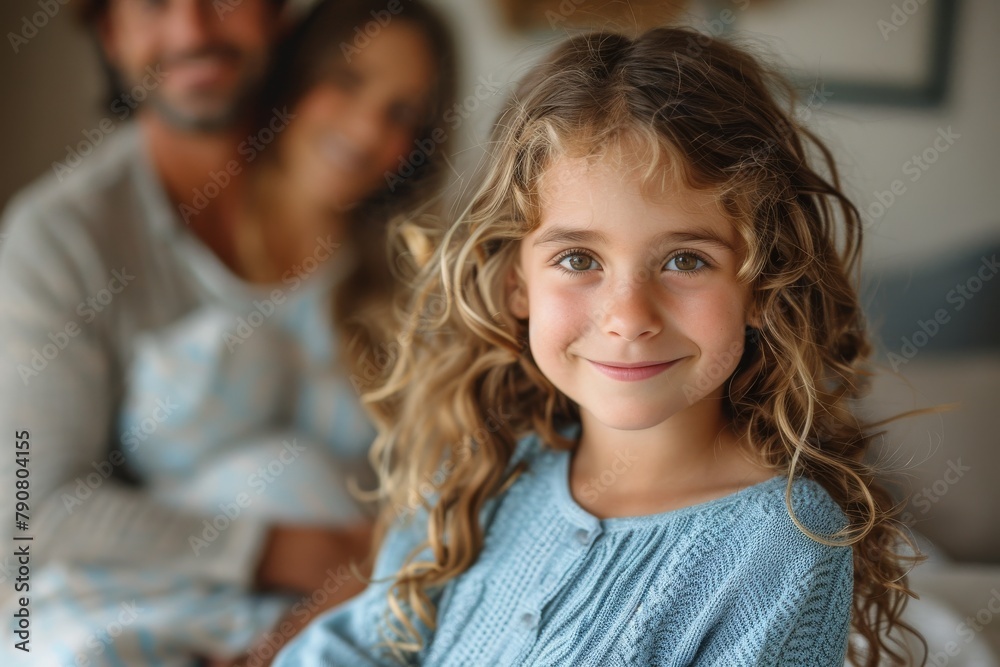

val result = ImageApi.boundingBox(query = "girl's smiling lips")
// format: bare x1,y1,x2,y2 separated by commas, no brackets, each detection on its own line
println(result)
587,359,680,381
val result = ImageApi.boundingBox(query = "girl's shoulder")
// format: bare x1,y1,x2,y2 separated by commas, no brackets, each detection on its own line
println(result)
716,475,853,568
757,475,849,539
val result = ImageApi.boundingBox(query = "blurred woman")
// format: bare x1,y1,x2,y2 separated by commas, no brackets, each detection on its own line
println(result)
2,1,456,665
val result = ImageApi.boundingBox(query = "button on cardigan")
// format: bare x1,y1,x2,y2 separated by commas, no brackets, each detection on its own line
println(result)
276,431,853,666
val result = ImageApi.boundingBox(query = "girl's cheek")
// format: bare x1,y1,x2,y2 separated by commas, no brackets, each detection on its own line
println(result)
530,281,594,337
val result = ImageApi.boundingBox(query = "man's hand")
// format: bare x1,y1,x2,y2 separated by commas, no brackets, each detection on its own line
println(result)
204,521,375,666
255,522,374,594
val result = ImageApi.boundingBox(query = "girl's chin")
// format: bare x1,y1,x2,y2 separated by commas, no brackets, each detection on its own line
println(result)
581,409,681,433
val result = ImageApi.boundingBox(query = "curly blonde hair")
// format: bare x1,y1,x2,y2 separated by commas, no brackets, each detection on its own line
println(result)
365,27,924,666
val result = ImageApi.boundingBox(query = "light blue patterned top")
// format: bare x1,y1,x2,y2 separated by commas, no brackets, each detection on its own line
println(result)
275,431,853,666
0,122,377,665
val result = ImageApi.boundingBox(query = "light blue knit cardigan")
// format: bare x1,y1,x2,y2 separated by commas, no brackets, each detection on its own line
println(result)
275,431,853,666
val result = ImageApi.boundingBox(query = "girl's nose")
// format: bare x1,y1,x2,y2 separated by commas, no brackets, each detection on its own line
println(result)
601,281,663,342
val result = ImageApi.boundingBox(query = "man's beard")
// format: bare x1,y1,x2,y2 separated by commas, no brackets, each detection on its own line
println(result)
128,45,268,133
146,78,259,133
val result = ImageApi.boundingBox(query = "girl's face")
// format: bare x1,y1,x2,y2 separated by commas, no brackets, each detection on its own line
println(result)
279,21,436,211
512,153,753,434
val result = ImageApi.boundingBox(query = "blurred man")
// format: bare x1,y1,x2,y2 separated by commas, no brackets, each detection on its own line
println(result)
0,1,374,665
79,0,283,265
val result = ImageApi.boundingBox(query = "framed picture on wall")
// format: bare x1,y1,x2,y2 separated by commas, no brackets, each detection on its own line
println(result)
496,0,957,107
497,0,688,33
719,0,957,107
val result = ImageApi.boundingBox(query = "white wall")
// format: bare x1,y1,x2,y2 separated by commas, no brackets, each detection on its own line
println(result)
2,0,997,269
425,0,998,270
808,0,1000,269
0,0,103,209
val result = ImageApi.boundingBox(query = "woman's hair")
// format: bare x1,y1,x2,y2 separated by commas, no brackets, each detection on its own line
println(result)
366,27,922,666
246,0,458,386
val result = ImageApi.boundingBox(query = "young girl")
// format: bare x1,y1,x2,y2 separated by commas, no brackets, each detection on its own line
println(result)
275,27,920,667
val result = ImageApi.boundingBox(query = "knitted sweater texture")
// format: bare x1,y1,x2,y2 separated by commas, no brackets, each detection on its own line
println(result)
276,431,853,666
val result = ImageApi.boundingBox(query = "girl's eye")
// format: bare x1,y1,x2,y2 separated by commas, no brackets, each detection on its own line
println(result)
665,253,706,273
557,252,600,272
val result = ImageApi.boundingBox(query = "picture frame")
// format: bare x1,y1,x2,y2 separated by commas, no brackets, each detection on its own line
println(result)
495,0,958,107
717,0,958,107
496,0,688,34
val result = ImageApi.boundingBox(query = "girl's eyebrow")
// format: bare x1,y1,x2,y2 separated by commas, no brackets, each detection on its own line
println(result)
533,226,735,252
664,229,736,252
533,227,609,246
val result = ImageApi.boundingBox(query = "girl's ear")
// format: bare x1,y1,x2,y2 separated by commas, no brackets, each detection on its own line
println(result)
745,301,763,331
507,264,529,319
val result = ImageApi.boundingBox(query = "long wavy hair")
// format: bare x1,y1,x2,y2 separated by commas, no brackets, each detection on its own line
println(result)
365,27,923,666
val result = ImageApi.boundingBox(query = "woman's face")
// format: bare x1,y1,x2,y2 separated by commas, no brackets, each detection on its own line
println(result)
280,21,437,212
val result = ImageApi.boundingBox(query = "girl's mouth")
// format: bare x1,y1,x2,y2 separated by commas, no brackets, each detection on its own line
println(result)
587,359,678,381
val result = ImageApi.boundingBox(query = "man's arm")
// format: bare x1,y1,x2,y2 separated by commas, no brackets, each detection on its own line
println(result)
0,196,268,588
